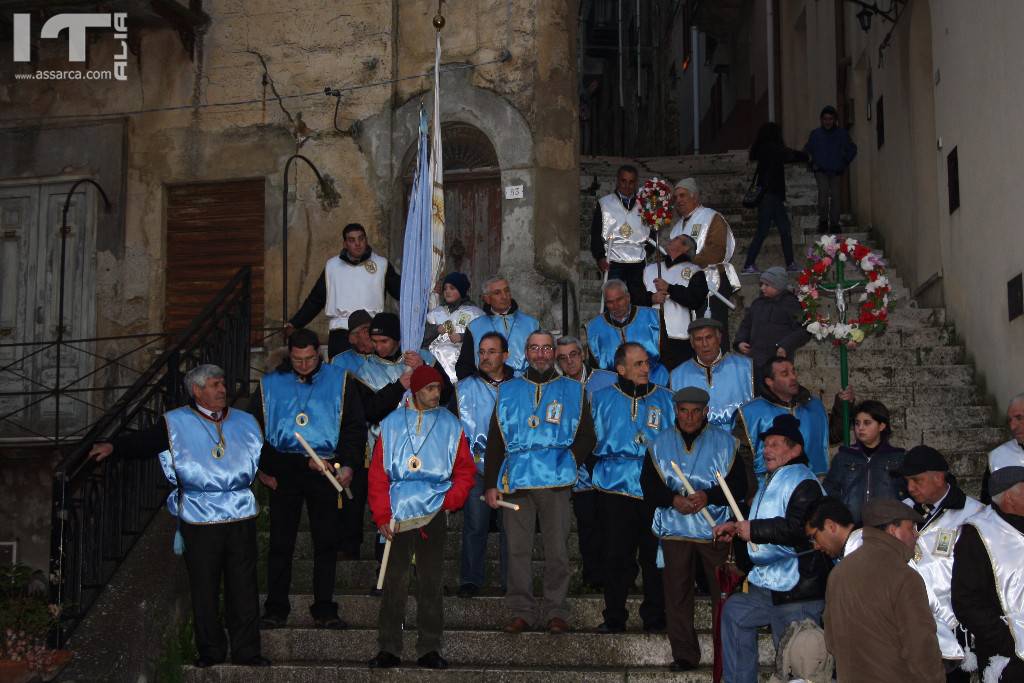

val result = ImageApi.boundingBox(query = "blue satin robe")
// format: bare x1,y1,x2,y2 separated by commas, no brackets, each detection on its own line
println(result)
455,375,499,475
573,368,619,492
260,364,346,456
669,353,754,430
591,384,675,498
586,306,662,370
468,310,539,374
739,396,830,480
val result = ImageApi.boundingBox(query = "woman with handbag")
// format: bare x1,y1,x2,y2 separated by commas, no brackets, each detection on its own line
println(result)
742,122,809,274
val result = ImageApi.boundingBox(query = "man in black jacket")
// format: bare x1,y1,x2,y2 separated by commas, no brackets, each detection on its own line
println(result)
714,414,830,683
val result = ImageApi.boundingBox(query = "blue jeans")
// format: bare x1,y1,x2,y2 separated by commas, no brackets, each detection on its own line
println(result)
721,584,824,683
460,474,507,590
744,191,794,268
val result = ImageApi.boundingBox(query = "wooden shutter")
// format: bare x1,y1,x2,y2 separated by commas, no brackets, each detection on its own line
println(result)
165,179,265,336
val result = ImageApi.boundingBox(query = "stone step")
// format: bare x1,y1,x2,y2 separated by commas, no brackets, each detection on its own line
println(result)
799,364,975,388
263,559,543,591
256,594,714,631
255,627,776,668
793,346,965,369
184,662,772,682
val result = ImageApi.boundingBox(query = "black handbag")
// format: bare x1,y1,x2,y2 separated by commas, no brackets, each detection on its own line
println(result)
742,171,765,208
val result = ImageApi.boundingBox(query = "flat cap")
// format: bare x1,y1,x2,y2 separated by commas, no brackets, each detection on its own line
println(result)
687,317,723,333
673,386,710,405
674,177,699,195
862,499,924,527
990,466,1024,498
895,445,949,477
347,309,372,332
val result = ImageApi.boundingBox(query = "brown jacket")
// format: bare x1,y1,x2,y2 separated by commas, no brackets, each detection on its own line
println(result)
823,527,945,682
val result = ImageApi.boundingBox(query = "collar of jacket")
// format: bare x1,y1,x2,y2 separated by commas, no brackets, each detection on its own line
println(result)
340,246,374,265
665,252,695,268
523,366,559,384
766,452,811,481
993,505,1024,534
483,299,520,316
694,349,726,371
477,364,514,386
861,525,915,563
919,484,968,518
443,297,474,313
615,375,655,397
838,439,903,459
759,383,813,408
604,305,638,328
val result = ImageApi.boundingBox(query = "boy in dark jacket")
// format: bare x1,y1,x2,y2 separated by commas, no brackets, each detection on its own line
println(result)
734,267,810,389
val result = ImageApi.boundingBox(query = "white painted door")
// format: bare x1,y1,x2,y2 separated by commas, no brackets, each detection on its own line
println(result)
0,182,96,440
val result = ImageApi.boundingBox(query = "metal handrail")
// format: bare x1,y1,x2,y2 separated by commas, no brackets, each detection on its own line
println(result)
48,266,252,645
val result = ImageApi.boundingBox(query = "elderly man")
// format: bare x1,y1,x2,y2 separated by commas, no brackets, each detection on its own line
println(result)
366,365,476,669
452,331,514,598
288,222,401,358
640,386,745,671
669,318,754,432
587,279,667,385
484,330,596,634
555,335,615,590
804,496,861,561
897,446,985,680
330,309,375,375
254,329,368,629
982,393,1024,503
456,276,539,378
589,343,674,635
739,357,829,482
669,177,739,343
590,164,649,304
714,414,830,683
952,464,1024,682
89,365,269,668
825,499,945,682
643,233,707,370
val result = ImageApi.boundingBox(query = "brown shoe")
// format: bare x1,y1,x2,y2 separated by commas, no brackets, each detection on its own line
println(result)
503,617,531,634
547,617,570,634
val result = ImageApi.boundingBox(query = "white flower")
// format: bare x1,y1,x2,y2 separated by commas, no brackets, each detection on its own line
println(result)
845,238,858,251
838,253,848,261
860,259,874,271
833,323,853,339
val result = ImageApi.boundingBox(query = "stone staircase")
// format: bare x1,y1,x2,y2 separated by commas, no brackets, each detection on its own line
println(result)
182,153,1004,682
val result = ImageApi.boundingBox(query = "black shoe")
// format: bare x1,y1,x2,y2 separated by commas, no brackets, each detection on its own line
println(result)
314,616,349,630
368,651,401,668
670,659,697,672
193,657,223,668
417,651,448,669
258,614,286,630
234,655,271,667
643,622,666,634
457,583,479,598
368,586,383,597
595,621,625,634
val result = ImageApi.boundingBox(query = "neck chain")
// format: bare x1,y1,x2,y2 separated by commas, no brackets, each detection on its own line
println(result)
402,406,441,472
191,408,226,459
293,371,317,427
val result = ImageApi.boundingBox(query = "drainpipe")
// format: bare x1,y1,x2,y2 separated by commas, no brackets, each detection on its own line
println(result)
691,25,700,154
767,0,776,122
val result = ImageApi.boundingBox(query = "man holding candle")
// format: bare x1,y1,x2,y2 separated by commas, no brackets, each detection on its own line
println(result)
640,386,746,671
366,365,476,669
254,329,367,630
713,414,830,683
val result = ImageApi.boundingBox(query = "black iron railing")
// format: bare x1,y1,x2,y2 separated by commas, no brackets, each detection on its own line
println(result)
48,267,252,645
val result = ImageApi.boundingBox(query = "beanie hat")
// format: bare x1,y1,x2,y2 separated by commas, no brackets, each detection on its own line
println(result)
442,272,470,298
410,365,443,394
369,312,400,341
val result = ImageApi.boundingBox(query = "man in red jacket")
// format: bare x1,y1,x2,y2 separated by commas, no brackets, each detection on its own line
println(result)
366,365,475,670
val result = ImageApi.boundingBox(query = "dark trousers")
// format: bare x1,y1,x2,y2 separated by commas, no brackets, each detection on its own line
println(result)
944,661,971,683
180,518,261,664
745,191,794,269
378,513,447,658
597,492,665,628
461,474,507,589
264,467,340,621
338,464,368,558
608,260,648,308
814,172,841,227
662,538,729,665
572,489,604,587
327,328,351,360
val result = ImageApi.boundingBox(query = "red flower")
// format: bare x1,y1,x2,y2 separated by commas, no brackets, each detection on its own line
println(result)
812,261,828,274
853,245,871,260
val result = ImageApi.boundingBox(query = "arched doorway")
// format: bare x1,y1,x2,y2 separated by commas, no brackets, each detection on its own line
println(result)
403,122,501,298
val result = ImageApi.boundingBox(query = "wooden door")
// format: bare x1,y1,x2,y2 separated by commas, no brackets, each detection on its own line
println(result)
165,179,265,338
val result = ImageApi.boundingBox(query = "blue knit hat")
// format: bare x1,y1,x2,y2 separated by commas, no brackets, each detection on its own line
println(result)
442,272,470,298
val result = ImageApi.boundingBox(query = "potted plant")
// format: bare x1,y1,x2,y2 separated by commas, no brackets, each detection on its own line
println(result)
0,564,70,682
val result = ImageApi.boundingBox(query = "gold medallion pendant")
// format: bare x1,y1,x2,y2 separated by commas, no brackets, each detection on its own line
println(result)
212,443,225,459
296,412,309,427
527,415,541,429
407,454,422,472
620,224,632,238
364,260,378,274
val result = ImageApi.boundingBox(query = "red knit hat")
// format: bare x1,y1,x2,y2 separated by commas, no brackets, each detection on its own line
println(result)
410,365,443,394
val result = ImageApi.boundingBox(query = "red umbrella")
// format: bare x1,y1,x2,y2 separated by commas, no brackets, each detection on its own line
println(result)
713,548,745,683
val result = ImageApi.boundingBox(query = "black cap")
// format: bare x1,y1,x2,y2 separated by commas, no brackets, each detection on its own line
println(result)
896,445,949,477
369,312,400,341
687,317,723,333
758,414,804,447
347,309,372,332
862,499,924,527
672,386,710,405
990,466,1024,498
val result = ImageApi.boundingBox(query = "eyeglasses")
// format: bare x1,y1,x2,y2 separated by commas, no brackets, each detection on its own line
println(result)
555,350,581,362
527,344,555,353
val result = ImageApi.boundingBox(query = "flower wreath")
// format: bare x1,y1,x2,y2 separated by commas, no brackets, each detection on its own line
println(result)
636,177,674,230
796,235,890,344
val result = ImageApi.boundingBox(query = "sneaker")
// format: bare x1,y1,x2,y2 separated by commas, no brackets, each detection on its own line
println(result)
741,265,759,275
786,262,801,272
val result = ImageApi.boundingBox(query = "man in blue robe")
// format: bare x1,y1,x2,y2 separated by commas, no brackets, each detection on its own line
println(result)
455,276,539,378
586,279,667,384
